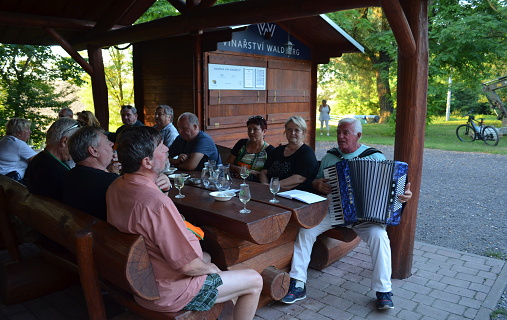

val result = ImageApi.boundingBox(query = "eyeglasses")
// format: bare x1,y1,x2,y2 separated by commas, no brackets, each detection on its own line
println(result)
248,116,265,121
62,123,80,135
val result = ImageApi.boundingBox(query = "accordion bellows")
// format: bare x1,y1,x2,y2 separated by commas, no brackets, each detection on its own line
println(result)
323,159,408,226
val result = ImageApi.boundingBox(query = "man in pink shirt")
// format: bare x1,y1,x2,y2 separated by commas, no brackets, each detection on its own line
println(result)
106,126,262,319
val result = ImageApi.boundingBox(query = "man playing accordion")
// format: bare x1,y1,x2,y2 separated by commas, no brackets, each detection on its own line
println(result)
280,117,412,310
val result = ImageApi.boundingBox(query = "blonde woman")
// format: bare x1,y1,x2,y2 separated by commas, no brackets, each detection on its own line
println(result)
77,110,101,127
259,116,318,191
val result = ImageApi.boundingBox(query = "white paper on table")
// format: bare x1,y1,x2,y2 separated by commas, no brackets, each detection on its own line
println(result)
277,190,327,204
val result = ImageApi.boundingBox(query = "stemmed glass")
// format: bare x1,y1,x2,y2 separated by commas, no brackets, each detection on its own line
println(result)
240,165,250,184
201,165,211,188
174,175,185,198
269,177,280,203
239,184,251,213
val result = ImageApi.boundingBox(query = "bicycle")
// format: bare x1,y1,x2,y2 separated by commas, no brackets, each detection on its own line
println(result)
456,114,500,146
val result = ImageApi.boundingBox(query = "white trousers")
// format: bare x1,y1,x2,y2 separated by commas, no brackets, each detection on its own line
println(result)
289,214,392,292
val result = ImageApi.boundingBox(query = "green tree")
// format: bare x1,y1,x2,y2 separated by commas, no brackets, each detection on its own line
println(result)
321,9,398,122
0,44,84,143
427,0,507,117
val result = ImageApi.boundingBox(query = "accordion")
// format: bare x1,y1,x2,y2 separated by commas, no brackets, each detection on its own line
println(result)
323,158,408,226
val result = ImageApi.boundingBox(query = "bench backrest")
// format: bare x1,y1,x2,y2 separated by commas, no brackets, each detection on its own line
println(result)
0,175,159,301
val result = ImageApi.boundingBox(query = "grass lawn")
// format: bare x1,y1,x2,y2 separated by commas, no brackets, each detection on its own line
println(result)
316,115,507,155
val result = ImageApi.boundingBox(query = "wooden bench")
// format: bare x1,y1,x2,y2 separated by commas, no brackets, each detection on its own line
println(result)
0,175,231,320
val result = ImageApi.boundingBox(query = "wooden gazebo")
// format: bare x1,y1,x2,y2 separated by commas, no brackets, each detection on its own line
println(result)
0,0,428,279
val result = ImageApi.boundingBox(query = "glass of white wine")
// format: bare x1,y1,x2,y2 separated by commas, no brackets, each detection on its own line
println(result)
269,177,280,203
174,175,185,198
239,183,251,213
240,165,250,184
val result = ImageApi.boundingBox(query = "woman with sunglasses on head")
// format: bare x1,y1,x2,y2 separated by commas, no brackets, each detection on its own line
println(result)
226,116,274,182
259,116,318,191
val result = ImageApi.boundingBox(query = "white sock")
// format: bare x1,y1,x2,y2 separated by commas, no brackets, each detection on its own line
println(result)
294,280,305,289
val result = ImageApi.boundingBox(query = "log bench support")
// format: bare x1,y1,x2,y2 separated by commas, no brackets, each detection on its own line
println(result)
309,227,360,271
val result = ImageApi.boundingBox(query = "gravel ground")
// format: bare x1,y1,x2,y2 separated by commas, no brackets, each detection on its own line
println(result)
315,141,507,318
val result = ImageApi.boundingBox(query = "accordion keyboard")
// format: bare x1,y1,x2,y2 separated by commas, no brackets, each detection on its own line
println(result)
323,166,345,226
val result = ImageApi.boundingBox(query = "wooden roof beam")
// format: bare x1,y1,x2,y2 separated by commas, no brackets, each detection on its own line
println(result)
88,0,141,36
167,0,187,13
45,28,94,75
380,0,416,57
74,0,380,47
0,11,97,30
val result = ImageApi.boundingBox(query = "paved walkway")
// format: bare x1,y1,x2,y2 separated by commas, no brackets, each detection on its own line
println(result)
1,240,505,320
254,241,507,320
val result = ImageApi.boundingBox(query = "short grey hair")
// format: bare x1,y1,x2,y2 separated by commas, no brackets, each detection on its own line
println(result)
338,117,363,134
68,126,104,163
157,105,174,121
46,118,80,145
121,105,137,114
285,115,307,132
179,112,199,126
6,118,31,136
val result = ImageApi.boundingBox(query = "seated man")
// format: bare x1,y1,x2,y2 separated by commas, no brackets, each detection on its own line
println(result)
280,117,412,310
108,105,144,143
106,126,262,317
63,126,171,220
169,112,221,171
154,104,179,148
63,126,119,220
58,107,73,118
25,118,80,201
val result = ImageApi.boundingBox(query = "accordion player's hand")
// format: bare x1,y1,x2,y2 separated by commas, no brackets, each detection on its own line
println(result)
312,178,331,195
398,182,412,203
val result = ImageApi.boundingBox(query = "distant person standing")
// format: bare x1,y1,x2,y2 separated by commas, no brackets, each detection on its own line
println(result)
108,105,144,143
58,107,74,119
153,105,179,148
319,100,331,136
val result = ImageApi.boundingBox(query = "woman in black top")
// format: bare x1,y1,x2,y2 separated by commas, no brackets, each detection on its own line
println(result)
259,116,318,191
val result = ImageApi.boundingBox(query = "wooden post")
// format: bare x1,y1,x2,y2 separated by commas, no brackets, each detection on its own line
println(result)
87,45,110,131
193,31,204,126
75,230,107,320
388,0,429,279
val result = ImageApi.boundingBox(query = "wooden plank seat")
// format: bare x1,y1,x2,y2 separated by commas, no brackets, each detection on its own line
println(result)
0,179,79,305
0,175,230,320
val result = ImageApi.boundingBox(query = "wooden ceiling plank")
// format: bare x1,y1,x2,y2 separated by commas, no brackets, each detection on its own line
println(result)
74,0,380,47
380,0,416,57
89,0,140,35
45,28,94,75
0,10,96,30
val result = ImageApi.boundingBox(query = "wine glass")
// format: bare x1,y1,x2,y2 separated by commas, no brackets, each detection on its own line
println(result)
269,177,280,203
218,175,231,192
240,165,250,184
239,184,251,213
201,165,211,188
174,175,185,198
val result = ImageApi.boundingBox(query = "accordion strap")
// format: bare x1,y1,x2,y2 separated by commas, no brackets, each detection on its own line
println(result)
326,147,383,160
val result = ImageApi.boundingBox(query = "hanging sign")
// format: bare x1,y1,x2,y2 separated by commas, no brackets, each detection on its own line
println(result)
208,64,266,90
217,23,311,60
